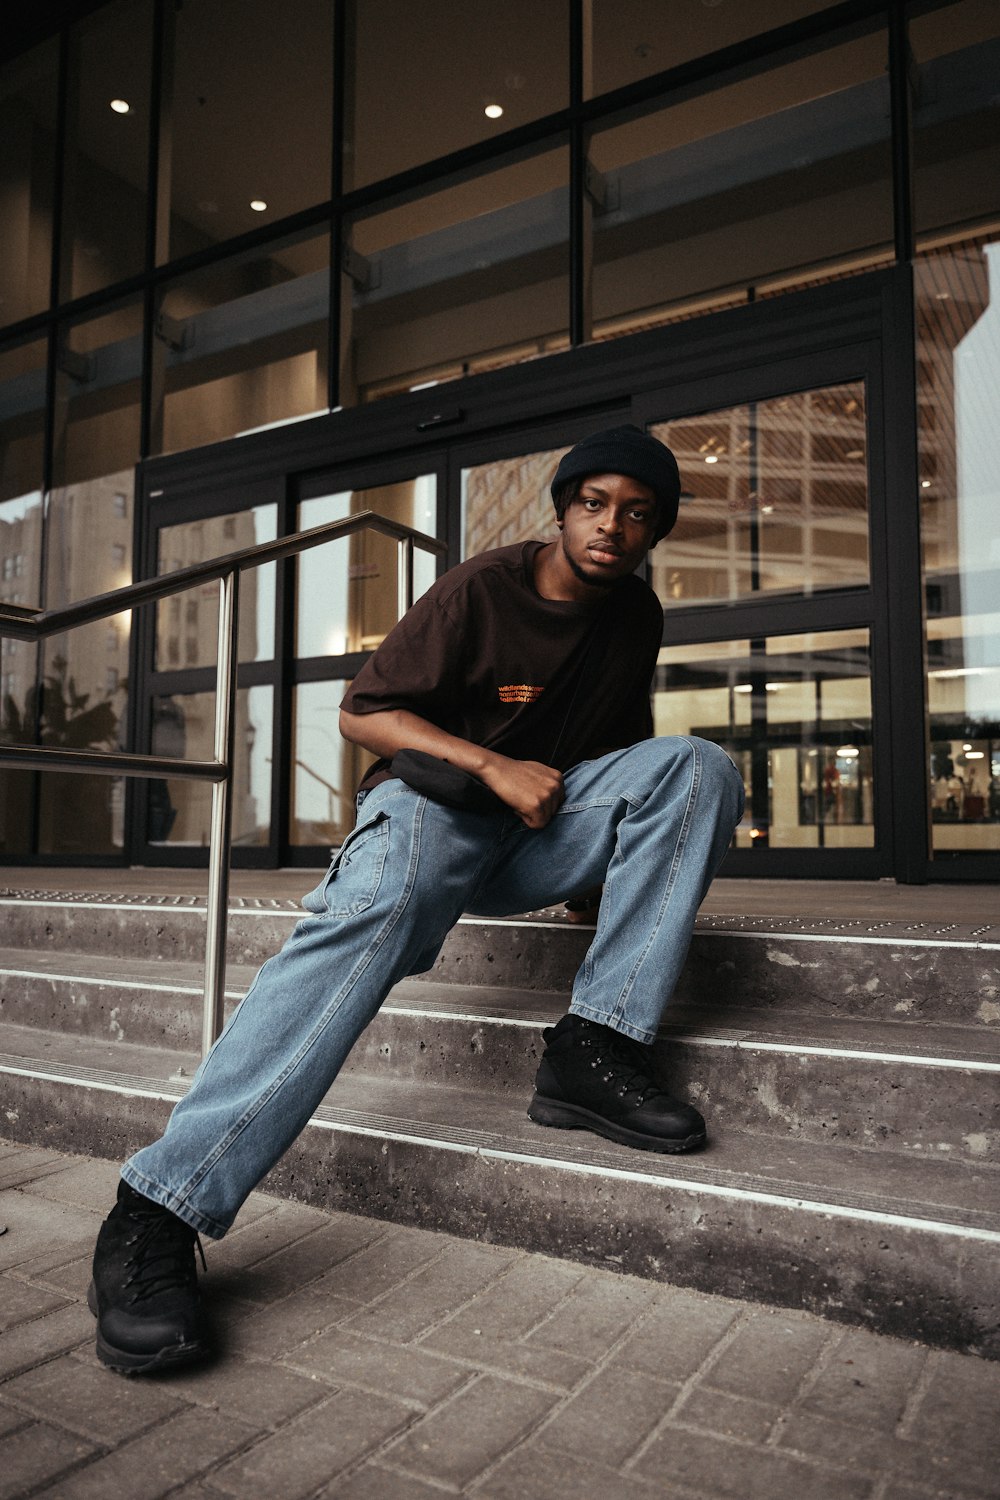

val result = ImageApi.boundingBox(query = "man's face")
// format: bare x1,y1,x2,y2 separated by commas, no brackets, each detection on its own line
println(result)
556,471,659,591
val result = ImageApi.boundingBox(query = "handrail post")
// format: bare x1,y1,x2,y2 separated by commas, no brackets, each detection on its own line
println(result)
202,570,240,1055
397,535,415,618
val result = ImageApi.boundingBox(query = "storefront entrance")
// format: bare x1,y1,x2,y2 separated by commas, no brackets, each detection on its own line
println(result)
127,271,935,878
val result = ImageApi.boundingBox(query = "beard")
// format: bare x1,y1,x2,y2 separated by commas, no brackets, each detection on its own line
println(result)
564,547,625,591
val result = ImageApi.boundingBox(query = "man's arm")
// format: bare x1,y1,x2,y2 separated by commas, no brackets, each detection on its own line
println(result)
339,707,565,830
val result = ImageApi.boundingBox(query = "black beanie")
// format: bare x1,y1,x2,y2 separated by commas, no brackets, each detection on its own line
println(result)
550,424,681,542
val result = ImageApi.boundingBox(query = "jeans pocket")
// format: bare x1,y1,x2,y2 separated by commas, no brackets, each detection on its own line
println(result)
304,808,390,917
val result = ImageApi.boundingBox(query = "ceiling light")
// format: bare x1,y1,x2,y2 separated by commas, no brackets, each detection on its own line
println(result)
249,199,267,212
965,750,985,759
845,448,863,459
484,104,504,119
110,99,130,114
921,480,931,489
962,743,973,751
704,454,719,464
837,745,860,758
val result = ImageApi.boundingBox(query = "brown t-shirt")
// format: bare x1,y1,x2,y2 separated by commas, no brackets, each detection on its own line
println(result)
341,540,663,792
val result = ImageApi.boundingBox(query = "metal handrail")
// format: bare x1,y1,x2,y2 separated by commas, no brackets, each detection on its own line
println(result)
0,510,446,1054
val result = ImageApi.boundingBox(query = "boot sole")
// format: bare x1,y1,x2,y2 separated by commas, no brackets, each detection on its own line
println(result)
87,1281,209,1375
527,1093,706,1154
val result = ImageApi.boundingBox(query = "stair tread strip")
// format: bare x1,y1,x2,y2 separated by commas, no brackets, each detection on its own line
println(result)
3,892,999,945
2,1041,997,1240
4,953,999,1068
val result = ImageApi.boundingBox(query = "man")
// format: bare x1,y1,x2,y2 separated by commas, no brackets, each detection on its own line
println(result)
89,425,745,1374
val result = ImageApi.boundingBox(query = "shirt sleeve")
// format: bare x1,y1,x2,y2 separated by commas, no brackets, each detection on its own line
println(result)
340,589,465,725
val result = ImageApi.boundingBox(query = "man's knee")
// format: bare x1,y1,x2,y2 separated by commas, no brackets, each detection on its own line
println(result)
638,735,744,816
689,736,745,819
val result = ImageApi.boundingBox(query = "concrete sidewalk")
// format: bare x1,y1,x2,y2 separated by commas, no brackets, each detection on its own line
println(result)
1,1141,997,1500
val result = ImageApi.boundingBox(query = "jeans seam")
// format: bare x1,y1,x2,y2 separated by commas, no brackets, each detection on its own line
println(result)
174,796,434,1204
606,736,701,1028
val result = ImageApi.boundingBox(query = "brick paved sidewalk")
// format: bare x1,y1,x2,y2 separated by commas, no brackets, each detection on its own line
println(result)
1,1140,997,1500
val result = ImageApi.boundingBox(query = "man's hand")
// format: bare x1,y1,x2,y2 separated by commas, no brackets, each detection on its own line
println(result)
339,707,564,828
479,756,565,829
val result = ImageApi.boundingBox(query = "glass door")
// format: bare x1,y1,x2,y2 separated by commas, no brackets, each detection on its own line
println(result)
135,482,282,866
136,458,443,866
633,345,892,875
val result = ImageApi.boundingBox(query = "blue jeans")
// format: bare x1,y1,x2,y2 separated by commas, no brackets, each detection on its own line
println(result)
123,737,744,1238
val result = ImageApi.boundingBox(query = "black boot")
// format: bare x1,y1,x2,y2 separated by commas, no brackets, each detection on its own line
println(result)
528,1014,706,1153
88,1180,209,1374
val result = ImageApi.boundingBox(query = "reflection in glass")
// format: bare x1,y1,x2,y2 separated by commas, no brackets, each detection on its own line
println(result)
165,0,332,262
917,234,1000,856
34,301,145,853
649,383,869,605
0,489,43,857
461,446,567,560
348,152,569,404
0,39,58,326
291,681,374,847
653,630,873,849
590,1,830,96
153,232,329,454
296,478,436,658
910,1,1000,238
148,686,272,847
62,0,153,300
349,1,568,187
0,338,47,856
156,506,277,670
588,31,890,335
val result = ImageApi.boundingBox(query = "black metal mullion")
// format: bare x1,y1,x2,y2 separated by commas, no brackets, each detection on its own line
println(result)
273,482,298,863
328,0,347,413
879,265,929,881
888,0,916,266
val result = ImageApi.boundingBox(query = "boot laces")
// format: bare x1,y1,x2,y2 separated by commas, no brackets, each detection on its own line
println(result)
123,1207,206,1303
585,1030,663,1104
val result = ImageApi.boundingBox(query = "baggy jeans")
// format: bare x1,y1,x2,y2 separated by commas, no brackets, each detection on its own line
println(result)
123,736,745,1238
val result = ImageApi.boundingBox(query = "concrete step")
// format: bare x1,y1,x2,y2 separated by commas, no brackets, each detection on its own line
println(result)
1,953,997,1165
1,1021,997,1360
3,894,999,1026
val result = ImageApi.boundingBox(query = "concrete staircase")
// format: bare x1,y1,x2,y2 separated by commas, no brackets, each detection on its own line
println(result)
1,883,998,1358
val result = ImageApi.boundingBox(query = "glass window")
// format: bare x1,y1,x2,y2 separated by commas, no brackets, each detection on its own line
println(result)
348,0,568,189
147,686,272,847
590,1,833,97
0,337,46,572
0,39,58,327
296,476,436,658
648,382,869,607
164,0,332,262
0,496,42,857
917,232,1000,858
461,444,567,559
291,680,374,847
0,335,46,855
35,301,145,854
61,0,153,301
588,31,891,336
153,230,329,454
910,0,1000,240
347,150,569,404
156,505,278,670
654,630,874,850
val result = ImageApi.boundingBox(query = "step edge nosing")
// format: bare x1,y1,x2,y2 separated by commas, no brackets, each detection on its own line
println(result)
3,1058,998,1246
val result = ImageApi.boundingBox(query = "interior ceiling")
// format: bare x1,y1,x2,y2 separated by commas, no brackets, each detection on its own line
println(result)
45,0,853,252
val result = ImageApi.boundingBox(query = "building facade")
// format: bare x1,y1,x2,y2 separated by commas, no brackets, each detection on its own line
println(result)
0,0,997,881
